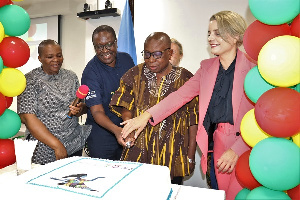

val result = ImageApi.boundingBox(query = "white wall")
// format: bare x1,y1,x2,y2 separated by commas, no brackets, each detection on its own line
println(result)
15,0,256,188
134,0,256,74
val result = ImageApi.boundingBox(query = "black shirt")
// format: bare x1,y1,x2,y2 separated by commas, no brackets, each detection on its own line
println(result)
203,56,236,150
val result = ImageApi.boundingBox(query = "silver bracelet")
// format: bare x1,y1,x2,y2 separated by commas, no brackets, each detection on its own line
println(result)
188,158,195,164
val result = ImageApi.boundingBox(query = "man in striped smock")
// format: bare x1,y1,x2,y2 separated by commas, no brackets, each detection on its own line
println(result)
110,32,198,185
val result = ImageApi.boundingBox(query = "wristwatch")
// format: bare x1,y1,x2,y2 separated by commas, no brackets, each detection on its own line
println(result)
188,158,195,164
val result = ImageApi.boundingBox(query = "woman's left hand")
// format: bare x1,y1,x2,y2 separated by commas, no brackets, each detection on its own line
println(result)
216,149,238,174
69,102,84,116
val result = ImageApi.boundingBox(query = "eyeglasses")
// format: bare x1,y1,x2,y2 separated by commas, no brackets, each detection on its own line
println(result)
94,40,116,51
141,48,170,59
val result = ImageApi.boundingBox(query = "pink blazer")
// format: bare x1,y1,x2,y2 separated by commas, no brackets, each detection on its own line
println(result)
148,50,256,174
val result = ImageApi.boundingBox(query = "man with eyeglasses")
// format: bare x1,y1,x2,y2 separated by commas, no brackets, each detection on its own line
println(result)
81,25,135,161
110,32,198,185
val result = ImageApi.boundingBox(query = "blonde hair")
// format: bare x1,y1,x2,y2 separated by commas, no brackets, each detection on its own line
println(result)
210,11,247,47
171,38,183,55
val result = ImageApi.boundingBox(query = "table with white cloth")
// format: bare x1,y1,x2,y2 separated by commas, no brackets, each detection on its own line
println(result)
0,160,225,200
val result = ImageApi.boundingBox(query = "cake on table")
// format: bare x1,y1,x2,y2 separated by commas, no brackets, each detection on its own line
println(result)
1,157,172,200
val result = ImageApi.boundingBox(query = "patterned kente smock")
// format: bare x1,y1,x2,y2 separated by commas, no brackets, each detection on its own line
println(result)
110,63,198,177
17,67,91,165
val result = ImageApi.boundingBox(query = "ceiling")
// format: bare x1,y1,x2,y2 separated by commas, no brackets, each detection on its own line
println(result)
14,0,84,6
14,0,53,4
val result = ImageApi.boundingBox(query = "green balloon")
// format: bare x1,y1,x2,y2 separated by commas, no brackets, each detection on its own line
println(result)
291,83,300,93
0,109,21,139
244,67,299,103
0,5,30,36
0,56,3,74
235,188,251,200
249,138,300,191
246,186,291,200
244,66,275,103
249,0,299,25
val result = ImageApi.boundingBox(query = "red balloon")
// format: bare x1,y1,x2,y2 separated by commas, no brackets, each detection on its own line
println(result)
0,0,9,7
0,139,16,169
290,14,300,38
255,87,300,137
243,20,291,61
244,53,257,65
0,37,30,68
287,184,300,200
5,96,13,108
236,150,261,190
0,93,6,116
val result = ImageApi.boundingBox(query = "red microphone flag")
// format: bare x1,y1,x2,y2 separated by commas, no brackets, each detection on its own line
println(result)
76,85,89,99
67,85,89,118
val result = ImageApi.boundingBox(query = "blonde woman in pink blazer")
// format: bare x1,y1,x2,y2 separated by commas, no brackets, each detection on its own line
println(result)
121,11,256,200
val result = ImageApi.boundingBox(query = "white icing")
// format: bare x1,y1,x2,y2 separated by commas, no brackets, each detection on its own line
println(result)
4,157,172,200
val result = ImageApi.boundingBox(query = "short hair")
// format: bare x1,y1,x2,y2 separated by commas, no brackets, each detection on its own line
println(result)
144,32,171,48
210,11,247,47
171,38,183,55
92,25,116,44
38,39,60,56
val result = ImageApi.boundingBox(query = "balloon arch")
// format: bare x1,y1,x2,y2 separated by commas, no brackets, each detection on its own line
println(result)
236,0,299,199
0,1,29,169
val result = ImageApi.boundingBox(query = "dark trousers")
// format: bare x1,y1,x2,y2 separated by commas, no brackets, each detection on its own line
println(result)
70,149,83,157
207,152,219,189
171,176,183,185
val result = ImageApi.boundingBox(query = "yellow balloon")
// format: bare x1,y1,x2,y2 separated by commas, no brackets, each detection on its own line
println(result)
0,68,26,97
258,35,300,87
0,22,4,43
292,132,300,147
240,109,271,147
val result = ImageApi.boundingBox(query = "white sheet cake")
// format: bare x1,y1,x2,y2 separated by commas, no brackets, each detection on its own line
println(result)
1,157,172,200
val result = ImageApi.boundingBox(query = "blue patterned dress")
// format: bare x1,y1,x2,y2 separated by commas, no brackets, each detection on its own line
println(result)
17,67,91,165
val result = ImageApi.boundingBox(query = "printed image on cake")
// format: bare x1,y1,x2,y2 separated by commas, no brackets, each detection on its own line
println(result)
2,157,172,200
50,173,104,192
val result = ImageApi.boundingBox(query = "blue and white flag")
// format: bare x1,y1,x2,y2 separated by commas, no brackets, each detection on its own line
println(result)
117,0,137,65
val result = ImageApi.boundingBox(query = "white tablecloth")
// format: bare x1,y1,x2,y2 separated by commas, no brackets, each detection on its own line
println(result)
170,184,225,200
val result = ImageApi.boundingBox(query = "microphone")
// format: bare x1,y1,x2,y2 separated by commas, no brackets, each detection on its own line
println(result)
67,85,89,118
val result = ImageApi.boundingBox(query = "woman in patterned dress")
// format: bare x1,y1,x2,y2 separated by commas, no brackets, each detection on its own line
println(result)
17,39,91,165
